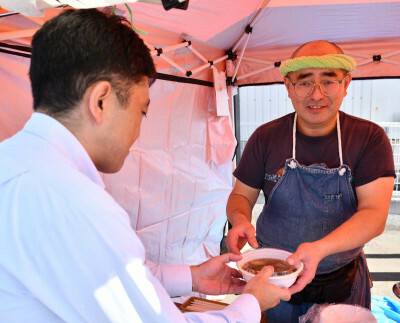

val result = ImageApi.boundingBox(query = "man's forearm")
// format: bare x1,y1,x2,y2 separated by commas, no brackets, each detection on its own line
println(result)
226,193,254,225
315,208,388,259
315,177,393,258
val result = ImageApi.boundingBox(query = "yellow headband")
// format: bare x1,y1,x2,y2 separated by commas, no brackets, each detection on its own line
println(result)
279,54,356,77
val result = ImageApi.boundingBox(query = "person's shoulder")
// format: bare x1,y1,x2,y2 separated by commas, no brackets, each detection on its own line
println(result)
255,113,294,136
0,151,28,185
341,111,385,134
0,129,37,183
341,111,381,128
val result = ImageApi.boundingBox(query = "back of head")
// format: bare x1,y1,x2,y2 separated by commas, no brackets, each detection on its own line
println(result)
29,9,156,116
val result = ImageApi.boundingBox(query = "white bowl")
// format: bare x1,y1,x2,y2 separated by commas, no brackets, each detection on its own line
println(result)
236,248,303,288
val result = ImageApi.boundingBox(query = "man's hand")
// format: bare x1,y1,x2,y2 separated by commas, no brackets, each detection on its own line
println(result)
190,253,246,295
226,180,260,254
286,242,325,294
226,219,258,255
243,266,291,311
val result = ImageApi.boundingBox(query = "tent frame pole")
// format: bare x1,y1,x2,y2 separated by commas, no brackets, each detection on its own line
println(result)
150,41,190,56
237,65,274,81
188,45,208,63
232,0,271,52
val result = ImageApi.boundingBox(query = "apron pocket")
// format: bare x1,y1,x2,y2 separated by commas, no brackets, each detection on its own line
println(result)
323,193,344,233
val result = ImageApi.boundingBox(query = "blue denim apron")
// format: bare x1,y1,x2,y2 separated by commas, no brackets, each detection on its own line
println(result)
256,113,371,322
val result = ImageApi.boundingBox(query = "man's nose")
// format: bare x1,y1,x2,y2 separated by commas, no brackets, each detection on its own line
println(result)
309,83,324,100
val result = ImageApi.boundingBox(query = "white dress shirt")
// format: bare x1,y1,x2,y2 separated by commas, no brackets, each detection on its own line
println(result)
0,112,261,322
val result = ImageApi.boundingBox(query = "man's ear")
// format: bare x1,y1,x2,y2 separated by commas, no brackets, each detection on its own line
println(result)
283,77,292,99
343,73,352,97
87,81,112,124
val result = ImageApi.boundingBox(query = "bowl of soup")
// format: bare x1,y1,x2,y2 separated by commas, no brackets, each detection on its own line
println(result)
236,248,303,287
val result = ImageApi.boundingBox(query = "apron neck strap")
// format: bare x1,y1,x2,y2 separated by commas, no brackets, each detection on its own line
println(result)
337,113,343,166
292,113,297,160
292,112,343,166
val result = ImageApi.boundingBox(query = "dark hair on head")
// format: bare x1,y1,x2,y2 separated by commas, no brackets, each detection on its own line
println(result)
29,9,156,115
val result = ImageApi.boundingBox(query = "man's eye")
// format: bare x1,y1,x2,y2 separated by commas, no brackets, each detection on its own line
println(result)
322,80,335,86
298,82,311,87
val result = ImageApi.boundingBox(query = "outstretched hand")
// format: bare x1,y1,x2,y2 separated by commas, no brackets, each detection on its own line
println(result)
286,242,325,294
243,266,291,311
190,253,246,295
226,221,258,255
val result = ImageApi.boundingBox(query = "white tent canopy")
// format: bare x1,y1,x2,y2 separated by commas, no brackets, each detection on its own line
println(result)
1,0,400,268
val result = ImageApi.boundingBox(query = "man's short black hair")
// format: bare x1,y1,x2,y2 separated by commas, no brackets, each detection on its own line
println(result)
29,9,156,115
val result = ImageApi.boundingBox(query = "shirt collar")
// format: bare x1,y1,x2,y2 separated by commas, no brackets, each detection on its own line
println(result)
23,112,105,188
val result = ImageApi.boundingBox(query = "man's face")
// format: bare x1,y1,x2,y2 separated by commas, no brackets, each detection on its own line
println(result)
284,68,351,135
100,78,150,173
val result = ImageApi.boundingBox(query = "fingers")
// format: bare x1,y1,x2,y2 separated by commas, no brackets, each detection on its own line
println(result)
225,252,243,263
226,219,257,254
226,232,241,255
243,225,258,249
258,267,291,302
288,272,309,294
246,232,259,249
278,287,291,302
243,266,292,312
259,265,274,278
230,277,247,287
286,253,301,266
215,253,234,264
230,267,244,279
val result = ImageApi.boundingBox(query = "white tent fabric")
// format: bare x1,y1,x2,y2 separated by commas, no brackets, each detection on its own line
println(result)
0,53,32,140
1,0,400,267
102,80,236,265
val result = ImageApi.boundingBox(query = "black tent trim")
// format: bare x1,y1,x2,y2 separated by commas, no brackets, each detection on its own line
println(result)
0,42,214,87
1,42,399,85
0,47,31,59
0,42,31,59
156,73,213,87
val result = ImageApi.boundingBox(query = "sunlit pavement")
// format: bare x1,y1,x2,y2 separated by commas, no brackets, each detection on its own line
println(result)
364,220,400,303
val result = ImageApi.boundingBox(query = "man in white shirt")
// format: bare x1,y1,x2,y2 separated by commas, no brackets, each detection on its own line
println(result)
0,9,290,322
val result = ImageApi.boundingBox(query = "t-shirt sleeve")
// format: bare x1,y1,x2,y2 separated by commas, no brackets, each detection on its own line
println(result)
353,126,396,187
233,130,266,189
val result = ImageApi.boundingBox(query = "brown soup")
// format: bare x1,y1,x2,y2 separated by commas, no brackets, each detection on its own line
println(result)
242,258,297,276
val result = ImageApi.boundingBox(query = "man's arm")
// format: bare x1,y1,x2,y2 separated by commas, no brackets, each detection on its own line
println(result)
147,253,291,320
226,179,261,254
146,253,247,297
288,177,394,294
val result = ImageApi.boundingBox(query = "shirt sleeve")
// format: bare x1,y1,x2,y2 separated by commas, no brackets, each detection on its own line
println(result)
145,260,192,297
353,125,396,187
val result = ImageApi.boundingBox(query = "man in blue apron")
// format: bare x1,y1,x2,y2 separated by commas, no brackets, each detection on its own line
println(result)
226,40,395,322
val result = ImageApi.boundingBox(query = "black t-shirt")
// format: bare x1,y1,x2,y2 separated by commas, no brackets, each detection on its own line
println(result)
234,111,395,202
